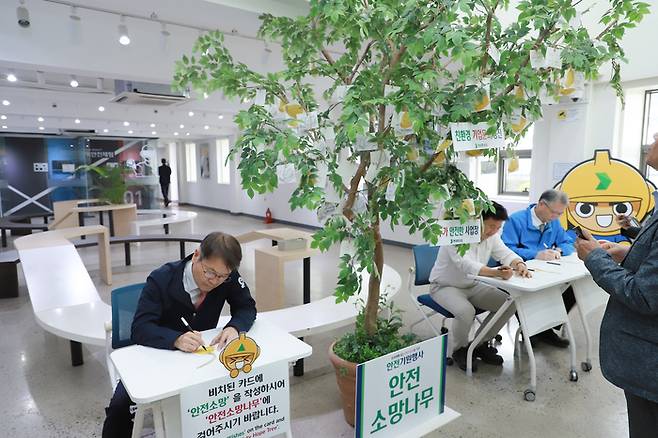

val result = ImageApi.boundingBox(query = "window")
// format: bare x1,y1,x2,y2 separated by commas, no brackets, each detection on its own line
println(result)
473,125,533,196
185,142,197,182
640,89,658,187
216,138,231,184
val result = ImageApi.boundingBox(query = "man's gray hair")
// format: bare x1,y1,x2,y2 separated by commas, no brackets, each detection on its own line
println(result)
538,189,569,205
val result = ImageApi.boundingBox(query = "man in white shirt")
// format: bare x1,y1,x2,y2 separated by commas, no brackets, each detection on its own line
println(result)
430,201,530,371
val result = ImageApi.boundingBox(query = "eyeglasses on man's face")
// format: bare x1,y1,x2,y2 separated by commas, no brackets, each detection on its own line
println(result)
198,259,231,283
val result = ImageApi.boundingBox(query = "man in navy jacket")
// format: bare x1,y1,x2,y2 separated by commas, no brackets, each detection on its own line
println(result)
102,232,256,437
502,189,575,348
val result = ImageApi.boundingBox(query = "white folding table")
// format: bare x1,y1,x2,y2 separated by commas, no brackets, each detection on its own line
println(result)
469,254,607,401
111,318,312,438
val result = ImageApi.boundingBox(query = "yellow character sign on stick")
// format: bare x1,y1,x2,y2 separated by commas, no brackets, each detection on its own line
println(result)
554,149,655,244
219,332,261,378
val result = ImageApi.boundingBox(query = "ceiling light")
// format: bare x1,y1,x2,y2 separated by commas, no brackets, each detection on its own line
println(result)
16,0,30,28
98,106,105,112
70,75,79,88
204,125,209,130
1,125,7,129
218,114,224,120
118,16,130,46
186,132,190,136
174,132,179,136
188,111,194,117
0,115,6,120
37,116,44,122
38,126,44,131
160,22,170,37
149,123,155,128
128,130,133,134
6,71,17,82
69,6,80,21
123,121,130,126
74,118,80,124
103,128,109,133
2,100,10,106
203,92,209,99
151,131,157,135
179,124,184,128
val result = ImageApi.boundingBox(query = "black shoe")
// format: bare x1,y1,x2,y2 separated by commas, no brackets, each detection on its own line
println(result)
473,344,504,366
533,330,570,348
452,347,478,372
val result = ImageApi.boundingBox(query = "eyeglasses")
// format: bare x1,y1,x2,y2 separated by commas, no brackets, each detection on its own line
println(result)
198,259,231,283
541,200,565,216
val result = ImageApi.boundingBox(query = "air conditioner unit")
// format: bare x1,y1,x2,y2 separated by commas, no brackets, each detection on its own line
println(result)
59,128,97,135
111,80,189,106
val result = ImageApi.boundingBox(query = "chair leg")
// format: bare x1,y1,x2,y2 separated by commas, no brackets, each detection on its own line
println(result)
131,404,146,438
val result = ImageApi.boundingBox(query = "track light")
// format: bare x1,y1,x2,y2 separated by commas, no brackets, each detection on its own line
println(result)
17,0,30,28
70,75,79,88
118,16,130,46
69,6,80,21
7,70,17,82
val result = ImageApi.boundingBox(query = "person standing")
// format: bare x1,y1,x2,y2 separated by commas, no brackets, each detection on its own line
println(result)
575,133,658,437
158,158,172,207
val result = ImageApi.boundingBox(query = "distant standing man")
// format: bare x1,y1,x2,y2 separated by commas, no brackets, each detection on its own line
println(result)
158,158,172,207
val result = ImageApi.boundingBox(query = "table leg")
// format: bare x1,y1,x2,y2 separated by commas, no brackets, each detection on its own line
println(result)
303,257,310,305
78,212,85,239
0,262,18,298
70,341,83,366
293,340,305,377
108,211,115,237
124,242,131,266
152,403,166,438
1,229,6,247
99,211,104,226
564,321,579,382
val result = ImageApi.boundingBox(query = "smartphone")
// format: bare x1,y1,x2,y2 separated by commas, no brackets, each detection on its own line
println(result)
573,226,585,239
629,217,641,228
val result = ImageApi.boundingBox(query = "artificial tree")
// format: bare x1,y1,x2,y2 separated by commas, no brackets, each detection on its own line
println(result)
174,0,648,355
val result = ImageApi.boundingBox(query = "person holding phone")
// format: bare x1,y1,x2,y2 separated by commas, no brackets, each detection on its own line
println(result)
617,214,642,240
429,202,531,372
575,132,658,438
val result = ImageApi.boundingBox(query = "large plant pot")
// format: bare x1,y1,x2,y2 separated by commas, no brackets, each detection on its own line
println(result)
328,341,358,426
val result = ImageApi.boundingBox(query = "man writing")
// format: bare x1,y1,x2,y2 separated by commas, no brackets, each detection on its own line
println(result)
102,232,257,437
502,189,575,348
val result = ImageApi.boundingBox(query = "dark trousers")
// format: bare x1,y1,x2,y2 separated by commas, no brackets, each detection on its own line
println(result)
160,183,170,205
102,381,135,438
625,391,658,438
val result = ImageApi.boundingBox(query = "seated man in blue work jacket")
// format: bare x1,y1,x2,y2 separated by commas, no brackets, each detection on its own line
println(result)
102,231,256,438
501,189,575,348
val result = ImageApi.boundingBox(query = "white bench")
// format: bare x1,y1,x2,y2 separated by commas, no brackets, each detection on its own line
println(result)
132,209,197,235
15,226,401,373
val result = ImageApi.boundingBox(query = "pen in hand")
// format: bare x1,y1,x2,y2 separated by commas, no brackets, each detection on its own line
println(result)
180,317,207,352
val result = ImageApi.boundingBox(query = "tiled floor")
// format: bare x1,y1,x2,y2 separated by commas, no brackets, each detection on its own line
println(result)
0,206,630,437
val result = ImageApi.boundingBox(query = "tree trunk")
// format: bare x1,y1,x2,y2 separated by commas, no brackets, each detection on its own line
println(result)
364,218,384,336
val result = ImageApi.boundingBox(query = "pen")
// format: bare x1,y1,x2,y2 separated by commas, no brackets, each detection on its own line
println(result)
546,261,561,266
180,317,207,352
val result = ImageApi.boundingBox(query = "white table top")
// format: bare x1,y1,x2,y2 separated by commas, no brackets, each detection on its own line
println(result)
473,254,590,292
16,243,102,313
111,317,312,404
35,301,110,346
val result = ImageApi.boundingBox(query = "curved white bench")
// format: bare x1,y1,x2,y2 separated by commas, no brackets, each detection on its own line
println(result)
15,226,401,372
132,209,197,235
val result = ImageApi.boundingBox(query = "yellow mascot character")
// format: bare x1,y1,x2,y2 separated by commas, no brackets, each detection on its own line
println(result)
555,149,655,244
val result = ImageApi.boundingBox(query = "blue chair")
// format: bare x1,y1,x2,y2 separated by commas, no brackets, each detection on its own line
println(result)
104,283,164,438
408,245,498,360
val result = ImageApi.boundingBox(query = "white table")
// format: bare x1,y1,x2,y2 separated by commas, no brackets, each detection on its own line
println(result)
111,317,312,438
469,254,605,401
